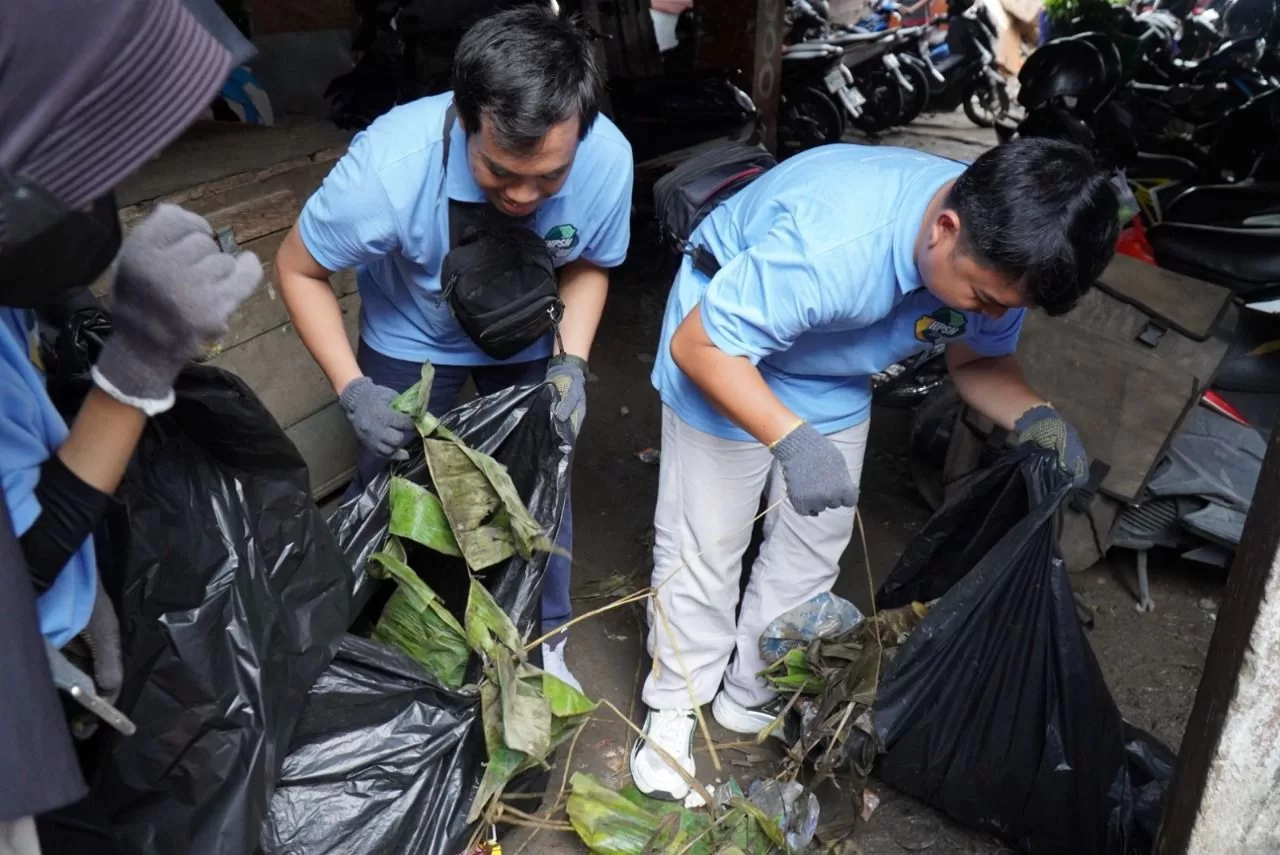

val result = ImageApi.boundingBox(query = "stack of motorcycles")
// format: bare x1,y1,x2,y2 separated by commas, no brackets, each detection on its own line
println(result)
778,0,1012,156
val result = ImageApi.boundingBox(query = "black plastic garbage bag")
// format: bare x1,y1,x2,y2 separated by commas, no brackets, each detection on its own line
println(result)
44,310,354,855
872,446,1176,854
261,381,570,855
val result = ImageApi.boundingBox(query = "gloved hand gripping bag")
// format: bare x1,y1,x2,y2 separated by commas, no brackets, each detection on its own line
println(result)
261,380,572,855
43,308,354,855
871,446,1176,855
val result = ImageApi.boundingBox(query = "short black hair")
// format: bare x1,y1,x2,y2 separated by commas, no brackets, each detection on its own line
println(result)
452,5,602,154
946,138,1119,316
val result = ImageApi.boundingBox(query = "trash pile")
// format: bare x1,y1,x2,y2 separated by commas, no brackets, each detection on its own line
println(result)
263,366,580,854
567,773,819,854
47,310,576,855
776,447,1177,854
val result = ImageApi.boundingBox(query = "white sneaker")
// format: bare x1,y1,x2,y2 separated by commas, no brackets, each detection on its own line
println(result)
541,640,583,693
629,708,697,801
712,690,786,737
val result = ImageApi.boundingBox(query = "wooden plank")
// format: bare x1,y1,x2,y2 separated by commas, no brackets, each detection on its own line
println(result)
751,0,787,152
120,155,338,234
115,116,351,207
207,293,360,429
253,0,354,35
1096,253,1232,341
204,190,301,245
1017,286,1230,502
285,401,358,498
91,231,359,345
1155,426,1280,854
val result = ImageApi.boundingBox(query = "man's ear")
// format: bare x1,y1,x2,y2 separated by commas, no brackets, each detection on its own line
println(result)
929,209,961,251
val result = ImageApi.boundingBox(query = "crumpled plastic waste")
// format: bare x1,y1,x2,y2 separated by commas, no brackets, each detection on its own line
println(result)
748,780,820,851
759,592,865,666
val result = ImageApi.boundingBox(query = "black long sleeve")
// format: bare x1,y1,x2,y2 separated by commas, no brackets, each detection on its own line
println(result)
19,454,112,591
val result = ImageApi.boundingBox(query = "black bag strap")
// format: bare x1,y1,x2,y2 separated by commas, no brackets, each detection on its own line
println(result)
441,103,456,177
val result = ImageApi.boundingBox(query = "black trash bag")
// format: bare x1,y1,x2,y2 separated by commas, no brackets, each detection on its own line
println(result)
43,309,354,855
871,446,1176,855
261,380,570,855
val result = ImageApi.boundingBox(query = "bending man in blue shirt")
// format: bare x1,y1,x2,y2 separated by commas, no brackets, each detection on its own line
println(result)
631,139,1118,800
275,6,634,691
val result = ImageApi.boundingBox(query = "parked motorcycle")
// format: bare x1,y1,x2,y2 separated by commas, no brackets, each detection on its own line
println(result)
913,4,1011,126
779,40,868,157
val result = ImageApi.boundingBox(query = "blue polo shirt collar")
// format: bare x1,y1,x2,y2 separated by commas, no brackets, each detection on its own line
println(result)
892,169,954,295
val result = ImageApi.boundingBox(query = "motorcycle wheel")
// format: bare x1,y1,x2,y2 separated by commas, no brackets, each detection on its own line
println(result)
963,77,1011,128
850,68,907,135
896,56,931,127
778,85,845,159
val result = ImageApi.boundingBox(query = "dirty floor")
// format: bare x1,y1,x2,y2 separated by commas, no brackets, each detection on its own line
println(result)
501,113,1222,854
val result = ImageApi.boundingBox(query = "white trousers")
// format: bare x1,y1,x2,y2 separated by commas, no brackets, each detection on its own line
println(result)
643,407,869,710
0,818,40,855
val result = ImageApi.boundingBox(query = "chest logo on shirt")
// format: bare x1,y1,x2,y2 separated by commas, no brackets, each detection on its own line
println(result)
544,224,579,259
915,307,967,343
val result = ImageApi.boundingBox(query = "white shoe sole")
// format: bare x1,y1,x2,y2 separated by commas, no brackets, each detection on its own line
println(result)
711,691,779,736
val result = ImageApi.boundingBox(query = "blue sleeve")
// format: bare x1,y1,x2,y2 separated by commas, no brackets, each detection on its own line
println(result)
297,132,401,273
698,214,856,363
581,155,634,269
0,317,54,539
967,307,1026,356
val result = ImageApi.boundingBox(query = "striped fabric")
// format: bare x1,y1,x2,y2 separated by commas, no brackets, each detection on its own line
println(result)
0,0,231,243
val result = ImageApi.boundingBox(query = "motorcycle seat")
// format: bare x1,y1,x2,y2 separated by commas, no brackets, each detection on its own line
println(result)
933,53,967,74
1164,183,1280,227
783,42,845,59
1147,222,1280,291
822,30,894,44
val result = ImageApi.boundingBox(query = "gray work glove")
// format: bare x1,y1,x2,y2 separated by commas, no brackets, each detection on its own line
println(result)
93,204,263,414
770,422,859,517
1015,404,1089,486
339,377,417,457
547,354,587,439
82,577,123,704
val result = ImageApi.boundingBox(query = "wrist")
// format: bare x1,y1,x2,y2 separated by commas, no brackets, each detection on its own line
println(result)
92,335,181,415
549,353,588,372
1014,401,1056,432
767,419,807,451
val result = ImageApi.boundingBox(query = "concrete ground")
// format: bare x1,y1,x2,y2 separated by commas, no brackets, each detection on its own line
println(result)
501,112,1222,854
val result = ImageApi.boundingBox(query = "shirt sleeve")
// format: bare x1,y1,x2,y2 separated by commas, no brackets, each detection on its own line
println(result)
966,307,1026,357
580,155,634,269
297,132,402,273
698,213,850,363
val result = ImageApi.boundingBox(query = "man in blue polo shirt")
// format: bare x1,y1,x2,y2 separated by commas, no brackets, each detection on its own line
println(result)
629,139,1119,800
275,6,633,690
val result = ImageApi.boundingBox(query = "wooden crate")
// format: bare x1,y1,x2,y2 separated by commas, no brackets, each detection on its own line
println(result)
110,117,358,498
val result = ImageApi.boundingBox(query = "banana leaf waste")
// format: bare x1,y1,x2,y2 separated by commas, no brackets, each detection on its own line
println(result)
42,309,354,855
869,446,1176,854
260,377,573,855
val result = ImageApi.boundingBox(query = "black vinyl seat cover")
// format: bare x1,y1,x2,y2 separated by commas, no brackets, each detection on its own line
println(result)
1164,182,1280,226
1147,222,1280,291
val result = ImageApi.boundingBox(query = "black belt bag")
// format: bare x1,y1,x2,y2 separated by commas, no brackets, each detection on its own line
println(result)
438,105,562,360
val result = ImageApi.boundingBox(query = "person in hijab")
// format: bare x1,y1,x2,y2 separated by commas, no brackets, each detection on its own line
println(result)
0,1,262,851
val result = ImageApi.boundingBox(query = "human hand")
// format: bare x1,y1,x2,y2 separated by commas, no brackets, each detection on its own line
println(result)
770,422,859,516
339,376,417,457
547,354,588,438
1015,403,1088,485
93,204,262,413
